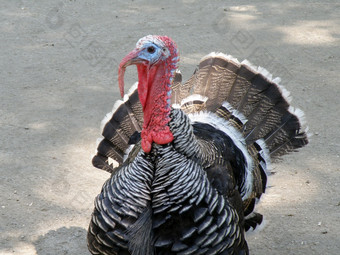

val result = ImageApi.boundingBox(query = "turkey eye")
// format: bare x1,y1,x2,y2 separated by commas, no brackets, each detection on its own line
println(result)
147,46,155,53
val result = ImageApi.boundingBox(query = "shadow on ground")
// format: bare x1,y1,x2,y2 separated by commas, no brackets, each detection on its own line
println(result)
34,226,88,255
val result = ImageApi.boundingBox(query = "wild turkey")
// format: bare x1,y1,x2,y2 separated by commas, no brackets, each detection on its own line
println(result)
87,35,308,255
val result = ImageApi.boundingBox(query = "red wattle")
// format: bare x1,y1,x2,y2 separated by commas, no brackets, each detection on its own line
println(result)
152,126,174,145
141,126,174,153
139,62,174,153
141,130,153,153
137,65,149,109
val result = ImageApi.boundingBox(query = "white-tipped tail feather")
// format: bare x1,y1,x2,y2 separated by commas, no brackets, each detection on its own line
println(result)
201,52,241,65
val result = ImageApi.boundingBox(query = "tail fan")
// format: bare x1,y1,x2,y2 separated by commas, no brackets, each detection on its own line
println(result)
174,52,308,161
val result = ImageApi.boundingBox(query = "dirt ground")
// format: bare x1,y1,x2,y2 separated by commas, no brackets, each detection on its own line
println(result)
1,1,339,254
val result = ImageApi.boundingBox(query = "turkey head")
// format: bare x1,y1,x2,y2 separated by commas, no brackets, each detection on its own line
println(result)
118,35,179,153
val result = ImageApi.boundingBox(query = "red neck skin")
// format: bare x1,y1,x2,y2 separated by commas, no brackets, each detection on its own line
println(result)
137,61,175,153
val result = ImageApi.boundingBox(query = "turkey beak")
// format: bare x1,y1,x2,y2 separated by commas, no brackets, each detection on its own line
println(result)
118,49,144,97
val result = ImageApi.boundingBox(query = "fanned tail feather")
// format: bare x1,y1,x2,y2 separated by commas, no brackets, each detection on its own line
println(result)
170,70,184,104
174,52,308,160
93,83,143,172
